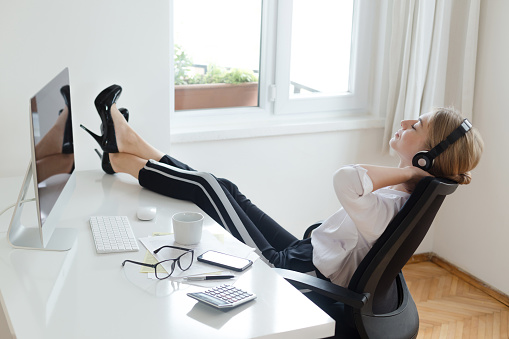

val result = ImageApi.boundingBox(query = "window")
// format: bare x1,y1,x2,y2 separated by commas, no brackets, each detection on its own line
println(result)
274,0,371,115
171,0,376,135
173,0,262,111
290,1,353,97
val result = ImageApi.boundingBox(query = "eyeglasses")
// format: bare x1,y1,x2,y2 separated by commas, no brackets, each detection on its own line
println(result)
122,245,194,280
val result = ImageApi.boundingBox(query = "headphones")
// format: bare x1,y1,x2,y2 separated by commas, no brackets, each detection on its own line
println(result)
412,118,472,171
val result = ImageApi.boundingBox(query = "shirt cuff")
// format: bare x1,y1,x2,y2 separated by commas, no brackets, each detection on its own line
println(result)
351,165,374,196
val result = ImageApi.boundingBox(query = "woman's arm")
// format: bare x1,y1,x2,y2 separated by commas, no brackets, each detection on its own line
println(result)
358,165,431,192
331,165,431,241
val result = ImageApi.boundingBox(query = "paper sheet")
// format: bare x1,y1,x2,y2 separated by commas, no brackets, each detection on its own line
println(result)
138,230,257,279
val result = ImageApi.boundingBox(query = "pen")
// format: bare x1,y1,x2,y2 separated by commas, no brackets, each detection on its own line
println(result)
184,275,235,281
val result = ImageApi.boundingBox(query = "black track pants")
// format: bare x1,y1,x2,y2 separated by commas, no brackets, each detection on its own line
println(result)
138,155,315,272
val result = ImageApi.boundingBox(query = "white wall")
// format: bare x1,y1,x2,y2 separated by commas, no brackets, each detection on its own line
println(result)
0,0,171,177
431,1,509,295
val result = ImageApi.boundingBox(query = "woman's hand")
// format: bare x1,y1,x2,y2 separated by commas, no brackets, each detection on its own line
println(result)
357,164,433,193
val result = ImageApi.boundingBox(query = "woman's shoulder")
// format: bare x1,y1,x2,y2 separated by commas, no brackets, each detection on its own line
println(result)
333,165,373,196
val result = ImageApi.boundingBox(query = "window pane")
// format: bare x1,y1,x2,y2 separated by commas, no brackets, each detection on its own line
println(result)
174,0,262,111
290,0,353,97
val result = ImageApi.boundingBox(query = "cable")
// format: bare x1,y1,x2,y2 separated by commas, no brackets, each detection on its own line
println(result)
0,198,36,217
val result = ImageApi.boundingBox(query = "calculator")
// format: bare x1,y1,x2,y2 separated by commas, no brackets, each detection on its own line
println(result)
187,284,257,309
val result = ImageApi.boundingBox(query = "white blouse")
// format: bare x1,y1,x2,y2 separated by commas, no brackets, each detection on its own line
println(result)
311,165,410,287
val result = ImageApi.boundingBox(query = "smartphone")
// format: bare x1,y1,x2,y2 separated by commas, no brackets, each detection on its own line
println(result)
197,250,253,272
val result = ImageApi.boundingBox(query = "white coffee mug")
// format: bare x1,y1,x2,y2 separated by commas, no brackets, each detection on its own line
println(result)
172,212,204,245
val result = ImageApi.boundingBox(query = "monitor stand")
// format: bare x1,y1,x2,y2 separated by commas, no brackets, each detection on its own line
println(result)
7,162,77,251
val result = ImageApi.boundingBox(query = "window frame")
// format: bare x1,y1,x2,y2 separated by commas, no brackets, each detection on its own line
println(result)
170,0,382,143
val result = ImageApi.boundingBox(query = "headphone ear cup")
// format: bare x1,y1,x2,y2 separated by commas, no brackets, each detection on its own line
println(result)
412,151,432,171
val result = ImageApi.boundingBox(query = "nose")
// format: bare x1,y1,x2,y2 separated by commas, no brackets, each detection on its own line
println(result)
401,119,417,129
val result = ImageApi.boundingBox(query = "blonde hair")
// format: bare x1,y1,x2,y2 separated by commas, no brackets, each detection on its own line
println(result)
424,107,484,184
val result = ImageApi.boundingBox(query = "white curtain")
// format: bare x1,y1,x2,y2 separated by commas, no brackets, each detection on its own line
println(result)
379,0,481,152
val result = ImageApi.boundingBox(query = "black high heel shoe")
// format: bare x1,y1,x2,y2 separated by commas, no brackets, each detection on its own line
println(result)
60,85,74,154
94,108,129,174
80,84,122,153
95,150,116,175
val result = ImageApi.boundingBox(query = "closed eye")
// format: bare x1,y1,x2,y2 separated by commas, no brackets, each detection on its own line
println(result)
412,118,423,130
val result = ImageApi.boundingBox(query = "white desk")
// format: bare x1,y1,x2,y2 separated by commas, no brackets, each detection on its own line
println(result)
0,170,335,339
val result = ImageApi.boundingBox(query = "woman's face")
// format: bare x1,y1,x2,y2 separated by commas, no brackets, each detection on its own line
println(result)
390,113,431,165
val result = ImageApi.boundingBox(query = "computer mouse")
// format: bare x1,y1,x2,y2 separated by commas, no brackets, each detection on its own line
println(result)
137,206,157,221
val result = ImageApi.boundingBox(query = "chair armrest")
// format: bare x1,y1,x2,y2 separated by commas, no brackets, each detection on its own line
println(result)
274,268,369,309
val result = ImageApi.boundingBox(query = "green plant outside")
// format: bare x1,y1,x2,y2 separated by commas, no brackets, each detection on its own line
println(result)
174,45,258,85
174,45,194,86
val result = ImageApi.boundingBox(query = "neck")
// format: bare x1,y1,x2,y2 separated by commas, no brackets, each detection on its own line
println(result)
391,159,414,193
397,159,411,169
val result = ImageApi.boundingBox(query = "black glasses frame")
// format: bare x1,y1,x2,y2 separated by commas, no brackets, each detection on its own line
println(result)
122,245,194,280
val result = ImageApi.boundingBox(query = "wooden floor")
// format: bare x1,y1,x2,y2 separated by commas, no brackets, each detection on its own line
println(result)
402,262,509,338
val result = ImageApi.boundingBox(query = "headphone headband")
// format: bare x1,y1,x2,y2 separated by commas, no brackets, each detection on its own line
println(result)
412,118,472,171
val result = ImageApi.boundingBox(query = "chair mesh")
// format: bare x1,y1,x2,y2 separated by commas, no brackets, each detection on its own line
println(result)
348,177,457,314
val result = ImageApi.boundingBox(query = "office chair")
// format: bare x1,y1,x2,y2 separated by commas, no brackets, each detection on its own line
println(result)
275,176,458,339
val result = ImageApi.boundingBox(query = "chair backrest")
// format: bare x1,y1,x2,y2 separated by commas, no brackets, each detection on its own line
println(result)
348,177,458,314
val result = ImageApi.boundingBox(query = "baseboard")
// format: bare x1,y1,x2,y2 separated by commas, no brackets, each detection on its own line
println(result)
406,252,433,264
409,252,509,308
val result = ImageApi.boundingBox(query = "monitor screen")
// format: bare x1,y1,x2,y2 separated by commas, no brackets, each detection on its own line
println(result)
7,67,77,251
30,68,74,226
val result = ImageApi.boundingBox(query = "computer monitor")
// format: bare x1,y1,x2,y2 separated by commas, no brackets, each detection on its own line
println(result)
7,68,77,251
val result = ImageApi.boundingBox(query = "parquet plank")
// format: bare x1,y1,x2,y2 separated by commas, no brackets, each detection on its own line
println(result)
501,310,508,338
431,325,441,338
493,311,501,339
454,320,464,339
478,314,486,338
463,317,471,338
486,312,494,338
438,323,450,338
470,316,479,339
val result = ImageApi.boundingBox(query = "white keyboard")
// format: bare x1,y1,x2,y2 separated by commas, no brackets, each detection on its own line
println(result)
89,216,139,254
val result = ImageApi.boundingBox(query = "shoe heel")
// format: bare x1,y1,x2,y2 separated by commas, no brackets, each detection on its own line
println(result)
94,148,115,175
80,124,102,146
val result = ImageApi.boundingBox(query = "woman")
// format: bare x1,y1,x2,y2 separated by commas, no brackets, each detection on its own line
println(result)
81,85,484,287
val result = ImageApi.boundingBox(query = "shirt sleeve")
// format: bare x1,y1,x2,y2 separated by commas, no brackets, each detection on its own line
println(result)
333,165,393,242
